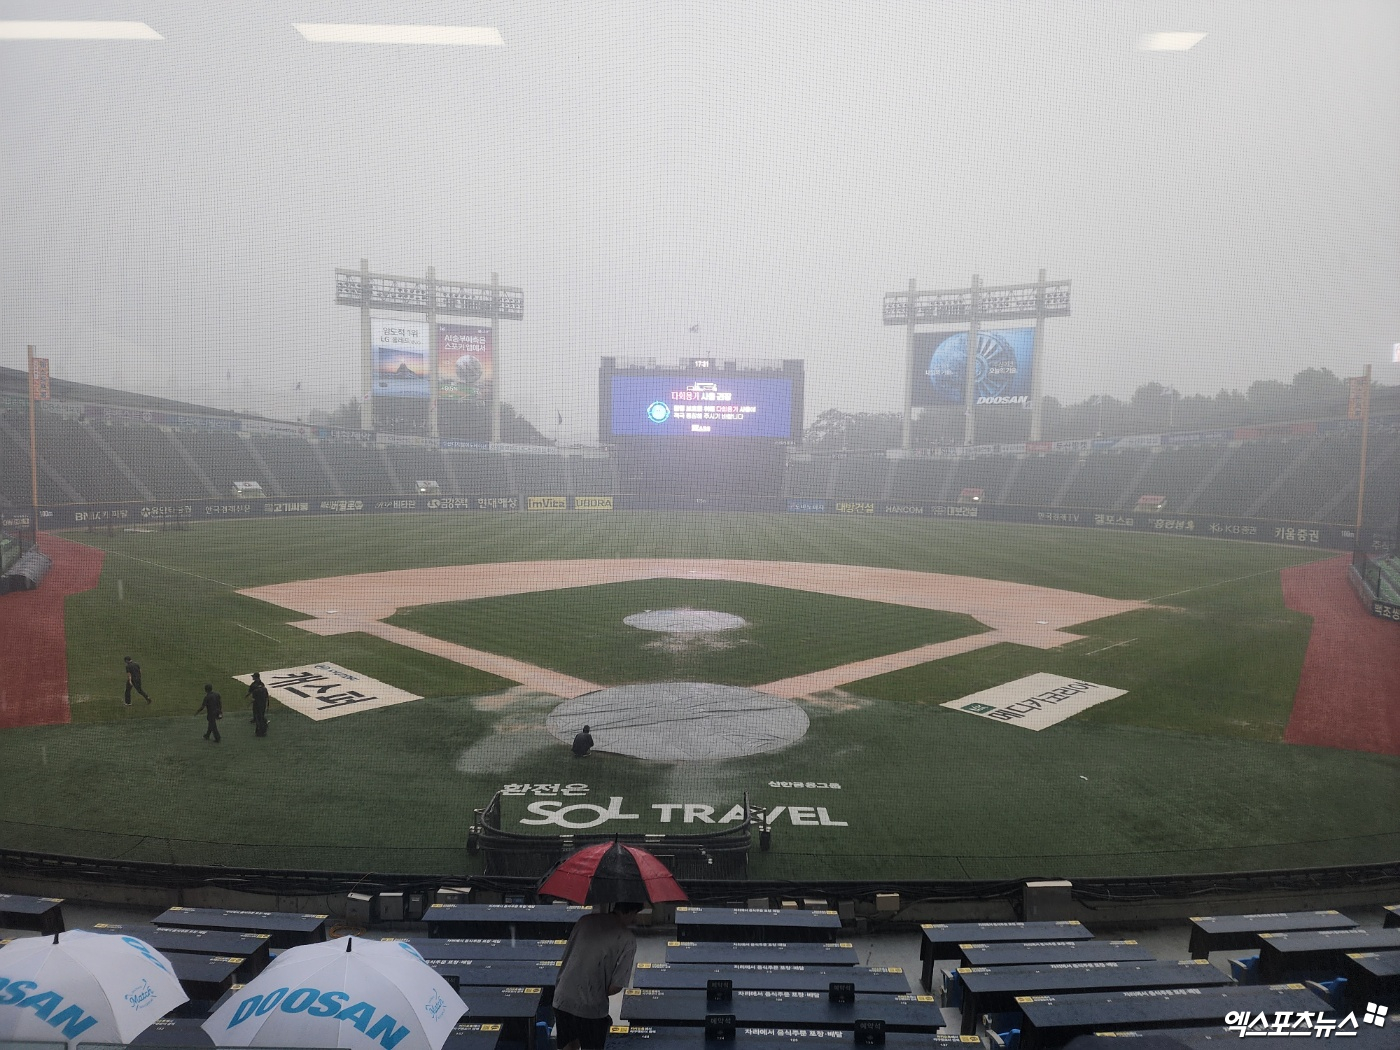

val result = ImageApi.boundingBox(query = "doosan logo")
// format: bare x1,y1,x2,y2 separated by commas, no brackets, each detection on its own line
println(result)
976,395,1029,405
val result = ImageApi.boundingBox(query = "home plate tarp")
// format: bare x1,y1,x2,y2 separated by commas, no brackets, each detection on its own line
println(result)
547,682,810,761
943,673,1126,730
235,662,421,721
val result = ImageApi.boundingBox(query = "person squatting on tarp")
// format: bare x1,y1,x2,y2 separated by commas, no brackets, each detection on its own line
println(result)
552,902,642,1050
572,725,594,757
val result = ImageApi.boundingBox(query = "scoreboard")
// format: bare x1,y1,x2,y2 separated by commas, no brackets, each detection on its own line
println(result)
599,358,804,442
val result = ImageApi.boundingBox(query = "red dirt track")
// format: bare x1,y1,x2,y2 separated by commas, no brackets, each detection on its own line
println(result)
0,535,104,729
1282,554,1400,756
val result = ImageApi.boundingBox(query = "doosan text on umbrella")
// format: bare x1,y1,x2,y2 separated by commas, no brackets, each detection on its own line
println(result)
222,986,418,1049
0,977,106,1039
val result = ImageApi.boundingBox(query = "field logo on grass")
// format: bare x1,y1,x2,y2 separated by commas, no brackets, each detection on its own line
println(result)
942,673,1126,731
234,663,422,721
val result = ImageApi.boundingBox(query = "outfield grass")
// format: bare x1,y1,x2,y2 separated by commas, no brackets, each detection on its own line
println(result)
3,512,1395,880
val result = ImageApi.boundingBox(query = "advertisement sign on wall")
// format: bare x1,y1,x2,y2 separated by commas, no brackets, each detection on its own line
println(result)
912,327,1034,406
372,318,430,399
438,324,493,401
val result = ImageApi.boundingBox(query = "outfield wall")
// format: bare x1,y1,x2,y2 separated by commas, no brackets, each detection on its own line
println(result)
5,492,1369,553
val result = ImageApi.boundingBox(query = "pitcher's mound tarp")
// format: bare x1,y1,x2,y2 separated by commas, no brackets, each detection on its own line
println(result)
547,682,809,761
623,609,748,632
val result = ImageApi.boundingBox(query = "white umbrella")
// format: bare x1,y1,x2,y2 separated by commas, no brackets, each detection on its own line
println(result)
203,937,466,1050
0,930,189,1045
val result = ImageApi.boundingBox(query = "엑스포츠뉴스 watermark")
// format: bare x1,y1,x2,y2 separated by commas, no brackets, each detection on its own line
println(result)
1224,1002,1388,1038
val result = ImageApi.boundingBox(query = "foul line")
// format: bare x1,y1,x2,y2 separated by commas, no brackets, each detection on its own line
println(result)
235,623,282,643
1144,565,1290,603
92,547,236,589
1084,638,1135,656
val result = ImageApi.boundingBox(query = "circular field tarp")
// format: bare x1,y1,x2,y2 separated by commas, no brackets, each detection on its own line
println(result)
623,609,748,632
547,682,809,761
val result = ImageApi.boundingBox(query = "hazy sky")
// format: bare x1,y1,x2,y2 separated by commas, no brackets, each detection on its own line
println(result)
2,0,1397,439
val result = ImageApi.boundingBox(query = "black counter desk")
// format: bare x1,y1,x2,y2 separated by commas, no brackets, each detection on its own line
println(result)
0,893,65,935
444,1022,507,1050
153,906,327,948
607,1025,978,1049
665,943,860,967
674,908,841,944
619,988,943,1034
1258,927,1400,981
919,922,1091,990
432,959,562,991
958,940,1156,969
1341,951,1400,1007
168,952,244,1002
954,959,1233,1034
457,986,545,1050
1187,910,1356,959
1015,982,1328,1050
93,922,272,977
633,964,912,995
425,904,591,940
389,938,569,962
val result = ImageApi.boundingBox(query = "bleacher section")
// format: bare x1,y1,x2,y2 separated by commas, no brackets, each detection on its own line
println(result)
829,456,890,500
945,456,1022,507
34,417,135,503
1190,440,1302,518
385,447,451,494
1132,446,1228,513
570,456,616,494
104,424,211,499
1002,452,1078,507
886,458,955,501
178,429,277,497
1057,450,1151,511
445,449,512,496
0,411,69,506
322,444,402,496
250,434,338,496
511,453,571,496
786,456,832,498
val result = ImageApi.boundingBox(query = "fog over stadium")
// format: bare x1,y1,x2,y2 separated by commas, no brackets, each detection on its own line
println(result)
2,0,1397,440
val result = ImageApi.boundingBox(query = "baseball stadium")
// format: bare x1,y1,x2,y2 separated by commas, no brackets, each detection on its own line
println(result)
3,0,1400,1006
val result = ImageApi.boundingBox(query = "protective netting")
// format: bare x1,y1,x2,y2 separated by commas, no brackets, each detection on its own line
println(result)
546,682,809,761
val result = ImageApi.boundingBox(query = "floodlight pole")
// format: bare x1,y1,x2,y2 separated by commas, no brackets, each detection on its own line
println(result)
1029,268,1047,442
27,345,40,534
962,274,980,446
1354,363,1372,532
359,258,374,431
427,266,439,439
490,272,501,444
902,277,916,451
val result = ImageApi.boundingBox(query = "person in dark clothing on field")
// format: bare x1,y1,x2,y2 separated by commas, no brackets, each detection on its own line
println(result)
196,684,223,742
246,672,270,737
572,725,594,757
123,656,151,706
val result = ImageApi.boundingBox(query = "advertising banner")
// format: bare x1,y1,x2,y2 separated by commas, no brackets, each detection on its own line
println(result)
943,673,1126,730
234,662,422,721
372,318,430,399
438,324,493,401
912,327,1034,407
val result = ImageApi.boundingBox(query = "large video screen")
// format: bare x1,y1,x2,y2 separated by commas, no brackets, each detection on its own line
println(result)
609,375,795,438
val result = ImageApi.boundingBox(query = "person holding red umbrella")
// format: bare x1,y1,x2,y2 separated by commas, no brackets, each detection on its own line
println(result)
551,902,643,1050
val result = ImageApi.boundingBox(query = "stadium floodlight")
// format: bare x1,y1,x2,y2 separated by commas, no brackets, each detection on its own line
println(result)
0,21,163,40
1138,32,1207,51
293,24,504,46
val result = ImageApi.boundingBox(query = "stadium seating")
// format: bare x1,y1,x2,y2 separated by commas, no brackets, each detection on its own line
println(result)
103,424,213,499
1190,441,1302,518
444,449,512,496
570,455,617,495
829,456,891,500
885,458,956,501
1057,450,1151,511
785,455,833,498
385,447,452,494
1002,452,1078,507
1130,446,1228,513
34,417,138,503
510,453,571,496
322,443,403,496
178,429,279,497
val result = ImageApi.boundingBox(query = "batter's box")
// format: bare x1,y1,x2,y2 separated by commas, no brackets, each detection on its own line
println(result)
235,662,422,721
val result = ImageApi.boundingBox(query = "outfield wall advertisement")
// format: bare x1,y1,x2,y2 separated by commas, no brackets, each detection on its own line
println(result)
912,328,1034,407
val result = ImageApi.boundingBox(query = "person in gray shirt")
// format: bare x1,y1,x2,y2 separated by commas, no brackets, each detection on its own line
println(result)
552,902,642,1050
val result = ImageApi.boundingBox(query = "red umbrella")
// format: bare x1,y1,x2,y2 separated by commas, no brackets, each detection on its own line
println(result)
538,839,688,905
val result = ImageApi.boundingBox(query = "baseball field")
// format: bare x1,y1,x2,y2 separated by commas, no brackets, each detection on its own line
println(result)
2,511,1398,881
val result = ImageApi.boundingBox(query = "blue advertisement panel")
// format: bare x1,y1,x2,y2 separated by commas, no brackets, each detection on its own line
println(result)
912,327,1034,407
609,375,794,438
372,318,430,399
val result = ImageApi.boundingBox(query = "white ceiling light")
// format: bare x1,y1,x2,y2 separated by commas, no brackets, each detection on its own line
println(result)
293,24,503,46
1138,32,1207,51
0,21,163,40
